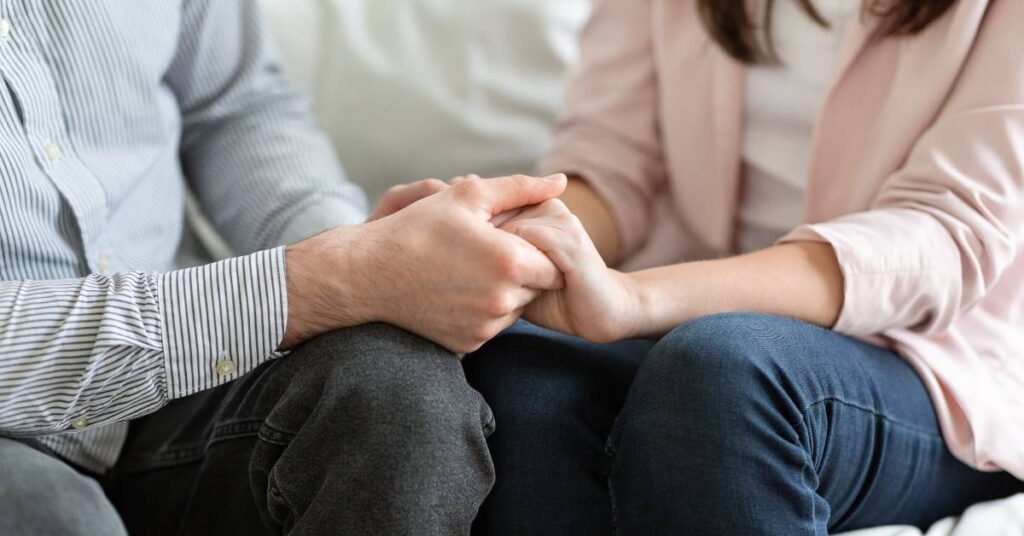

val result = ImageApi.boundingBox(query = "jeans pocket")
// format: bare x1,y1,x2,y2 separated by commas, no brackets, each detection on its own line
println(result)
250,423,298,531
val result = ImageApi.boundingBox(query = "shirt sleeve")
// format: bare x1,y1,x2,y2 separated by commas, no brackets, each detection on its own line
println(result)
0,248,287,436
779,1,1024,337
167,0,367,254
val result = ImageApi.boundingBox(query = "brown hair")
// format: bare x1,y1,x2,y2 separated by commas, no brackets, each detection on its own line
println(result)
697,0,958,64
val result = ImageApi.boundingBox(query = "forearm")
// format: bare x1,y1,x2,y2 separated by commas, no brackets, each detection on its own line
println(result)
627,242,844,339
560,176,622,265
0,249,287,435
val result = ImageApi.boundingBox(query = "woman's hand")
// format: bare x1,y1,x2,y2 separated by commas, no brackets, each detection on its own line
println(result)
500,199,643,343
367,178,449,222
368,174,482,222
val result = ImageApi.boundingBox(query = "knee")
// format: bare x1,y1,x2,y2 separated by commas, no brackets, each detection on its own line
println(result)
629,313,812,417
280,323,493,439
253,325,495,526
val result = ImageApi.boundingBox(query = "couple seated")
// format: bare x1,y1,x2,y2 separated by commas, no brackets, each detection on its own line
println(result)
1,0,1023,535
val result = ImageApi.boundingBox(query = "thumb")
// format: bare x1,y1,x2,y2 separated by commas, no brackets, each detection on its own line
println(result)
455,174,567,217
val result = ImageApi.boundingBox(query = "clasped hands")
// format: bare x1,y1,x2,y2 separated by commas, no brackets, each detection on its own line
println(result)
282,174,642,353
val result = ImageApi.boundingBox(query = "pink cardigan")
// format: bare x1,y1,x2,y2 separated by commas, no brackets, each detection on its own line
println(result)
541,0,1024,478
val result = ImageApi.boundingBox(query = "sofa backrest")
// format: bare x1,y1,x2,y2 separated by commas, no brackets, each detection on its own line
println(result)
260,0,591,203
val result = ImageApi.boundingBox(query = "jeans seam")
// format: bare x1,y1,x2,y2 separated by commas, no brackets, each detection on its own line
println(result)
210,419,265,443
260,426,300,529
605,434,622,536
116,419,266,472
803,397,944,441
257,422,297,446
268,473,299,526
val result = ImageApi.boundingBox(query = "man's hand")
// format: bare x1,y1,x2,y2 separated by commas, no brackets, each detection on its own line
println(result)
499,199,642,344
282,174,569,353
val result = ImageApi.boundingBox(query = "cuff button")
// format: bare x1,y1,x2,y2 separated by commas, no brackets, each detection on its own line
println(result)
215,358,237,377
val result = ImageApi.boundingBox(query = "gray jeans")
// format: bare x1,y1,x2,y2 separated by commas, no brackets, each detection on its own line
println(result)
0,324,495,535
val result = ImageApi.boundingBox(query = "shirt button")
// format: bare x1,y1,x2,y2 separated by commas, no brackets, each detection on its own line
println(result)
44,141,62,162
97,255,109,273
70,416,88,430
215,358,237,377
0,19,11,40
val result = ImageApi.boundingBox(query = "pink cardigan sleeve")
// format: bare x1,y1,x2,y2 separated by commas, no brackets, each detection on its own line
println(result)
783,3,1024,337
538,0,666,259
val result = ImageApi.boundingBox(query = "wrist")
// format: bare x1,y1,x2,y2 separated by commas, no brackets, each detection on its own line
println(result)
619,266,696,340
281,225,376,348
612,269,650,341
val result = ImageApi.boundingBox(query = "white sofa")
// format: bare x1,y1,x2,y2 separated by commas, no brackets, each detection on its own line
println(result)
256,1,1023,533
260,0,591,205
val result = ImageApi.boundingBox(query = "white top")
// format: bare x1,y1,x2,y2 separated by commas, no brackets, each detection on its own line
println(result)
738,0,860,252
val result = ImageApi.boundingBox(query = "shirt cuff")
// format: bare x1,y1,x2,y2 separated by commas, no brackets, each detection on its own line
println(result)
278,198,367,246
159,247,289,399
778,208,961,337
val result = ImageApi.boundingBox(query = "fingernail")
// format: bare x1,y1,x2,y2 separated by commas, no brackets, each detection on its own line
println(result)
543,173,566,183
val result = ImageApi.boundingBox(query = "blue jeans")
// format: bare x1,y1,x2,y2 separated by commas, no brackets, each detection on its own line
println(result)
463,313,1023,535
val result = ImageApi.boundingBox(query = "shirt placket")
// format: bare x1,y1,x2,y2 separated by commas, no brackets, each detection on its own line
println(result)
0,2,110,275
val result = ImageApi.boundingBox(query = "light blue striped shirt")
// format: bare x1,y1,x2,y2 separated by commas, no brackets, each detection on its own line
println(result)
0,0,366,472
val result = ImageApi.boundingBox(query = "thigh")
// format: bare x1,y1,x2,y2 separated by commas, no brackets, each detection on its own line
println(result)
0,437,126,536
109,323,494,536
106,376,271,536
463,321,654,535
694,314,1023,530
610,313,1023,534
792,329,1024,531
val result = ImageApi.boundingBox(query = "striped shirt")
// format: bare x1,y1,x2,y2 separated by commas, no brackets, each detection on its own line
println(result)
0,0,366,473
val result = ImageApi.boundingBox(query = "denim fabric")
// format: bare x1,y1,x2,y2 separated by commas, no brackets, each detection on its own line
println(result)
0,438,127,535
463,322,653,534
1,323,494,536
464,314,1023,535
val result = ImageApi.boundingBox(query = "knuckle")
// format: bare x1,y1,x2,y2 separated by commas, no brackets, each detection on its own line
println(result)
564,212,584,231
483,290,516,317
544,198,569,212
510,174,536,191
491,249,522,280
423,178,447,192
543,200,581,228
469,324,499,347
453,178,486,202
